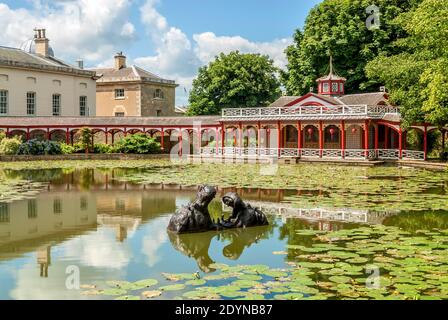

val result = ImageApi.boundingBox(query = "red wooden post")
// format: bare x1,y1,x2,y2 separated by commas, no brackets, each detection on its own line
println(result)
385,126,389,149
341,120,345,159
239,122,243,148
161,129,165,151
105,129,109,145
124,129,127,137
178,129,183,157
374,124,379,150
65,129,69,144
399,128,403,159
364,120,369,158
46,128,50,141
111,131,115,145
257,121,262,149
221,125,225,148
198,129,202,154
319,121,323,158
277,121,281,157
424,125,428,161
297,121,302,155
215,128,220,155
26,128,30,141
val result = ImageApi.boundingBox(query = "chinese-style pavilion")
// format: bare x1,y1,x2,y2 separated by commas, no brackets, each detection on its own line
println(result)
0,59,442,161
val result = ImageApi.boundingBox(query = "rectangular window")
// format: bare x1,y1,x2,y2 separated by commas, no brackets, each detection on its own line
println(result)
156,110,162,117
332,82,338,92
0,90,8,115
79,96,87,116
53,198,62,215
115,89,125,99
115,112,125,117
27,92,36,115
28,199,37,219
323,83,330,93
52,94,61,116
0,203,9,223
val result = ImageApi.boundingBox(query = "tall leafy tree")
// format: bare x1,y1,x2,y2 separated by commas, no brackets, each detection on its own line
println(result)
366,0,448,131
187,51,281,116
282,0,420,96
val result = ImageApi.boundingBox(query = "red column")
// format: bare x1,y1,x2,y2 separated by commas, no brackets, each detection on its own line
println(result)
221,125,225,148
26,128,30,141
319,121,323,158
385,127,389,149
341,120,345,159
398,128,403,159
105,129,109,145
160,129,165,151
215,128,220,155
424,125,428,161
124,129,128,137
46,128,50,141
374,124,379,150
277,121,281,157
297,121,302,155
364,120,369,158
111,131,115,145
178,130,183,157
65,129,70,144
238,122,243,148
257,121,262,149
198,129,202,153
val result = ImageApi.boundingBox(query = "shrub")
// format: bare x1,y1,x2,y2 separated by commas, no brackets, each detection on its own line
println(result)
60,143,75,154
78,127,93,153
0,136,22,155
0,132,6,143
114,133,161,154
17,139,62,155
94,143,114,154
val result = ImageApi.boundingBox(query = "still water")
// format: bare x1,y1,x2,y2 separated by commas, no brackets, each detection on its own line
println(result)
0,168,447,300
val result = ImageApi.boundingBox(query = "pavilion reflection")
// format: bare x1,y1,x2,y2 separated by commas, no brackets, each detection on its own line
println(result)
168,225,273,273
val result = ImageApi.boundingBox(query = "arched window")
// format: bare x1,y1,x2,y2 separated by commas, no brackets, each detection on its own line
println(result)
324,125,340,143
154,89,164,99
304,125,319,143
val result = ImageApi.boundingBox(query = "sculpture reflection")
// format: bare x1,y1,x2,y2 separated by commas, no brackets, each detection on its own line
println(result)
168,225,273,273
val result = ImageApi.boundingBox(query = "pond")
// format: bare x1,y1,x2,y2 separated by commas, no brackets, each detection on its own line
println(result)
0,160,447,300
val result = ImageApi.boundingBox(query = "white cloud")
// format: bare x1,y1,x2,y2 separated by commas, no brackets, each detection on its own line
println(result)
141,217,170,267
136,0,291,105
0,0,136,64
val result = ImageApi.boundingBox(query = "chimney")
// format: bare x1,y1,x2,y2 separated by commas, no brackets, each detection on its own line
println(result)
76,59,84,69
34,28,50,57
114,52,126,70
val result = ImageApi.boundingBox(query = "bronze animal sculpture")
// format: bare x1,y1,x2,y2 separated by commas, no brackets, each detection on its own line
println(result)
220,192,269,229
167,185,219,234
167,186,268,234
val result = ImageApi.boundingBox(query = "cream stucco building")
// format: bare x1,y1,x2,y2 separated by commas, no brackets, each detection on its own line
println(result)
92,53,178,117
0,29,97,117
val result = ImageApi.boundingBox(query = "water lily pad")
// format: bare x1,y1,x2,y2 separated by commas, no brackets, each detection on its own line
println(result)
115,295,140,300
160,284,186,291
142,290,163,299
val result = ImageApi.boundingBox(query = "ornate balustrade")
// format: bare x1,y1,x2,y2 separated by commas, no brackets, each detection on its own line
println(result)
200,147,424,161
221,105,399,120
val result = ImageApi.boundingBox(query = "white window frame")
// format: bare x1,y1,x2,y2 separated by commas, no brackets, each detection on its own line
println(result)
52,94,61,116
115,112,125,117
323,83,330,93
0,90,8,115
153,89,164,99
115,89,125,99
27,92,36,116
332,82,338,92
79,96,87,116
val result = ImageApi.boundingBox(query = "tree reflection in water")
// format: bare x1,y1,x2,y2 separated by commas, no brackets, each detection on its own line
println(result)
168,224,274,273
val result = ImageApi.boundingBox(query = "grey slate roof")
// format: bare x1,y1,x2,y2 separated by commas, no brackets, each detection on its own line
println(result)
269,92,390,108
339,92,390,106
92,65,176,86
0,45,95,77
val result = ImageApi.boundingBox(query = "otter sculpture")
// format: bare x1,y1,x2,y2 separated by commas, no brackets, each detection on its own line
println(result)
167,185,219,234
220,192,269,229
167,186,268,234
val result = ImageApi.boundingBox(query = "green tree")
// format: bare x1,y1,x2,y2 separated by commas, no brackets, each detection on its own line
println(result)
366,0,448,150
187,51,281,115
79,127,93,154
282,0,420,96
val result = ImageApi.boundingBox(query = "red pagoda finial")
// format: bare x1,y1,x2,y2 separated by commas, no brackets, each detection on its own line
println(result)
317,55,346,96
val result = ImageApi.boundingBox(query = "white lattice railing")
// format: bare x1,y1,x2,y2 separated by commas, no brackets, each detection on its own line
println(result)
200,148,425,161
377,149,400,160
402,150,425,160
222,105,399,119
301,149,321,158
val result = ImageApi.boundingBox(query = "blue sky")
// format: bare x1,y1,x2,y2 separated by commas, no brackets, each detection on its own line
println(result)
0,0,322,104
